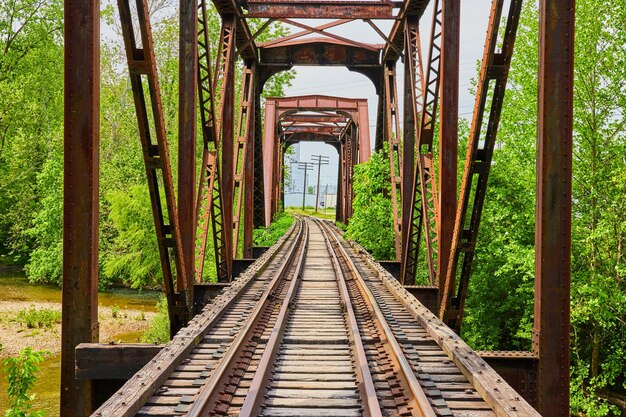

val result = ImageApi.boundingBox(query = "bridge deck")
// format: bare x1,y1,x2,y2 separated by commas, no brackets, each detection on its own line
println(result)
92,218,538,417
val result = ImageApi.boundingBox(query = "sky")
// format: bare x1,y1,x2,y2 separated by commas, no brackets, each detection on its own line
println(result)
280,0,496,193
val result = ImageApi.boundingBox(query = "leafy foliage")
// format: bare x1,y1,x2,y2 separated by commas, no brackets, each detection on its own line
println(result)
346,150,395,260
461,1,626,413
0,3,294,289
141,297,170,344
253,212,294,247
3,347,48,417
15,307,61,329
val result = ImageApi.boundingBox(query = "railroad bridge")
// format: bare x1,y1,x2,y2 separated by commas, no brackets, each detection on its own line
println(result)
62,0,573,416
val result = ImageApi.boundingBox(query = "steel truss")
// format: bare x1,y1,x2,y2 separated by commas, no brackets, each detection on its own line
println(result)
439,0,523,331
117,0,191,331
195,0,230,282
401,0,443,286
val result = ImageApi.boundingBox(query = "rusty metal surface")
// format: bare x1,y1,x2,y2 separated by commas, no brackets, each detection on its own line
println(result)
382,0,431,62
245,0,395,19
383,62,403,260
440,0,523,331
534,0,574,415
61,1,100,415
401,0,442,286
117,0,190,332
253,85,266,229
178,0,198,294
401,18,423,285
196,0,230,282
211,0,257,60
436,0,460,307
215,17,236,281
232,62,255,258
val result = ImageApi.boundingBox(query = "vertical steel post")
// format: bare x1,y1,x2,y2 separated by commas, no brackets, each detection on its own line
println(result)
263,101,276,226
61,1,99,415
402,17,419,271
243,63,256,258
336,145,344,223
218,17,236,279
534,0,574,415
357,101,371,162
178,0,198,296
438,0,460,301
253,83,266,229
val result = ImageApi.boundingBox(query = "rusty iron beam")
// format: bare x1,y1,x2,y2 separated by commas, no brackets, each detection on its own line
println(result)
278,19,381,52
253,81,265,228
246,0,395,19
178,0,198,295
281,115,349,124
211,0,257,60
284,132,340,143
534,0,574,415
283,125,344,134
401,0,441,287
232,62,255,258
61,1,100,415
401,17,424,285
273,95,367,113
261,19,351,48
238,18,274,53
440,0,523,331
364,19,403,59
382,0,431,62
383,61,402,260
356,100,371,162
215,17,236,280
436,0,459,304
195,0,230,282
263,100,277,226
118,0,191,332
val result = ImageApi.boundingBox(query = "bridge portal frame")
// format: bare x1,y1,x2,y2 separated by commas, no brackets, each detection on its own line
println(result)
62,0,573,416
263,95,371,226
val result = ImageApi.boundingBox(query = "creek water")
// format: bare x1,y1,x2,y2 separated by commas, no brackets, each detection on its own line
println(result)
0,271,160,416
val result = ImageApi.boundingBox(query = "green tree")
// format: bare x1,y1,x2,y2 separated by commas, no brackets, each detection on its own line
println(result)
3,347,48,417
461,1,626,413
346,150,395,260
0,0,63,263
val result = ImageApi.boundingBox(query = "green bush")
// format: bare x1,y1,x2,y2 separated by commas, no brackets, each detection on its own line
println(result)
15,307,61,329
110,305,121,318
253,212,294,247
346,150,396,260
141,297,170,344
3,347,48,417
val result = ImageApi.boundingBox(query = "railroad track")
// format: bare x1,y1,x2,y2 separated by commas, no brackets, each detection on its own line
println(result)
93,217,539,417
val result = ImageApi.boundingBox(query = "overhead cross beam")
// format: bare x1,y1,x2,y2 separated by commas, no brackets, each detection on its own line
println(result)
245,0,397,19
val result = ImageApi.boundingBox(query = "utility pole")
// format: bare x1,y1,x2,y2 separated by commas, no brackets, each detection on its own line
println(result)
311,155,330,213
298,162,314,211
324,184,329,214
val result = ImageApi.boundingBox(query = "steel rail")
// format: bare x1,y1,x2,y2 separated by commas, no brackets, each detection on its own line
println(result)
317,220,384,417
316,219,437,417
186,217,309,417
91,219,300,417
237,219,310,416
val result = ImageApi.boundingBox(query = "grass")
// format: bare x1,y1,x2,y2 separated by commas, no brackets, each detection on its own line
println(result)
285,206,336,221
15,307,61,329
141,297,170,344
253,211,294,247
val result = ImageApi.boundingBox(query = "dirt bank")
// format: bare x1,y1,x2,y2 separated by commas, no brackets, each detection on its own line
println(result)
0,300,156,357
